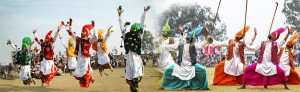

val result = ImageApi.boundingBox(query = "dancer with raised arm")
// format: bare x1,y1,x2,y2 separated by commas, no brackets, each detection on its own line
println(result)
7,37,35,86
118,5,150,92
212,26,257,85
91,26,114,77
65,18,98,88
33,25,62,87
240,27,293,89
278,33,300,84
159,26,209,90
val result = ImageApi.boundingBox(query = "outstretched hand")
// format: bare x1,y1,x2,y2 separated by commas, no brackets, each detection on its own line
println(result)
33,29,37,33
57,24,63,32
144,6,151,12
178,24,183,34
254,27,257,35
30,41,34,46
69,18,73,26
288,26,293,34
117,8,124,17
7,39,11,44
91,20,95,27
108,26,113,32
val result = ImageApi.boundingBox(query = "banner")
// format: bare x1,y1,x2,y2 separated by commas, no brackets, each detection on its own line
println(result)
198,45,220,55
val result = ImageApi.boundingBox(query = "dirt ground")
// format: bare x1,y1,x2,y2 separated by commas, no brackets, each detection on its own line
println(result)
1,61,300,92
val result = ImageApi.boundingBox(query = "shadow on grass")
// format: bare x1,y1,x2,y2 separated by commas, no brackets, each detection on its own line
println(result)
0,84,65,92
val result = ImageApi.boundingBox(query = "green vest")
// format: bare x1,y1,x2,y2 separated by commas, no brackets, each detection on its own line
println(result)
19,51,30,65
159,37,176,60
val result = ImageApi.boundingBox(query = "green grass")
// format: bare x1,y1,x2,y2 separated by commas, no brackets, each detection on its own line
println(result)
1,61,300,92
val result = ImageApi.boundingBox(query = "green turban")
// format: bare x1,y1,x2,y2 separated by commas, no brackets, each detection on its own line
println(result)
131,23,143,34
22,37,31,50
162,18,170,36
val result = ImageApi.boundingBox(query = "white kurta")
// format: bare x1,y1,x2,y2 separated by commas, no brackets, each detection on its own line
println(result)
41,59,55,75
279,48,295,76
213,40,253,76
160,41,205,80
69,26,97,77
246,40,285,76
119,11,147,80
68,56,77,69
156,37,183,73
97,31,110,65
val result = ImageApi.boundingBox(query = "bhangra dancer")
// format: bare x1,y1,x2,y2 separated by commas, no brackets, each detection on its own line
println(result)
33,25,61,87
8,37,36,85
240,27,293,89
91,26,114,77
278,33,300,84
66,37,77,76
155,19,183,73
212,26,257,85
65,18,97,88
118,5,150,92
159,26,209,90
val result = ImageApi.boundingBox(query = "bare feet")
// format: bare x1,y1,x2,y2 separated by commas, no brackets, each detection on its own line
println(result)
285,86,289,90
110,68,114,72
91,79,95,83
47,84,50,87
33,79,36,85
207,88,211,90
41,83,44,87
238,86,246,89
158,87,164,90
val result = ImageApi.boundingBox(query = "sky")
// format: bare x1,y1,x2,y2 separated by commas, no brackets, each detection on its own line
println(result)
0,0,293,64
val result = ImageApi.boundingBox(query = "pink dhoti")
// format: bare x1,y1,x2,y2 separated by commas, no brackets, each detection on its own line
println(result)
244,63,286,88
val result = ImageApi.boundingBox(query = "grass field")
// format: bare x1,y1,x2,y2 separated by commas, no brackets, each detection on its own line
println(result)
1,61,300,92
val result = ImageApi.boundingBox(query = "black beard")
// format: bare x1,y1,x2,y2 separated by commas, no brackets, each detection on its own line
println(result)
268,35,271,40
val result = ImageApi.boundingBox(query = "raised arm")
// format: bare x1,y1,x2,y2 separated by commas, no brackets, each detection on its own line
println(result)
118,8,126,39
248,27,257,46
174,24,185,43
52,24,62,43
7,40,18,51
139,6,151,39
66,18,78,40
104,26,113,43
89,20,97,44
33,29,41,45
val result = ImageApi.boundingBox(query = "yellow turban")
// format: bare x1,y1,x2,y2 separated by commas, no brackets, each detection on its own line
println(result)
68,37,74,46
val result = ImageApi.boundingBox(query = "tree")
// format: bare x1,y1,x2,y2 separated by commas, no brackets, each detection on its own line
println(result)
282,0,300,44
142,30,154,54
158,4,228,41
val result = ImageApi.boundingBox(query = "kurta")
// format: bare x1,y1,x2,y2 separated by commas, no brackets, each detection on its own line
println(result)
279,48,295,76
159,41,206,80
119,11,147,80
159,40,208,90
156,36,183,73
67,47,77,69
247,39,285,76
213,40,253,76
69,25,97,88
97,31,110,65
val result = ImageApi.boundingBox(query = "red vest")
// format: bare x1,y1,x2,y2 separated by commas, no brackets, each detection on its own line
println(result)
257,41,278,65
75,37,91,57
226,39,245,64
42,43,54,60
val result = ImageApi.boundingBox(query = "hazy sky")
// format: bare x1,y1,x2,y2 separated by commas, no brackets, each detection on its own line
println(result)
0,0,292,64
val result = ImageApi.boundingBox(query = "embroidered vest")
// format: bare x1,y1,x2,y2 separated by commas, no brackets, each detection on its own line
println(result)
257,41,278,65
42,43,54,60
226,39,245,64
75,37,91,57
177,42,197,66
278,48,295,69
20,51,30,65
